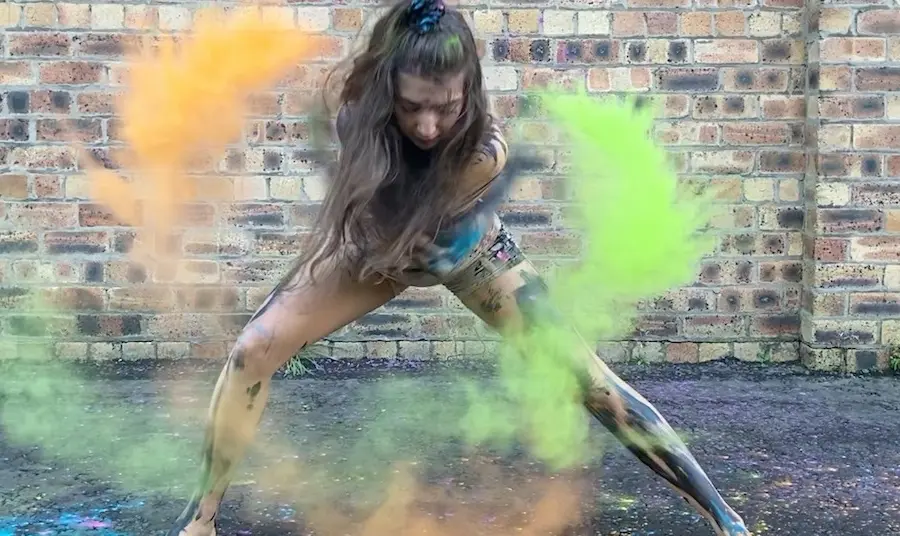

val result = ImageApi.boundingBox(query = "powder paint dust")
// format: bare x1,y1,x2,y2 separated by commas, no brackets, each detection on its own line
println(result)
459,91,721,470
2,10,715,536
0,1,324,506
83,6,323,267
0,500,145,536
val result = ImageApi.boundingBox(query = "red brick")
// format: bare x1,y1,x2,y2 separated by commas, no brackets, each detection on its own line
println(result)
855,67,900,91
818,209,884,233
0,62,34,85
714,12,746,36
0,175,28,198
33,175,63,198
762,96,804,119
176,287,240,312
723,68,789,92
818,66,852,91
75,33,142,57
695,39,759,63
9,146,77,170
683,315,745,339
108,287,175,312
855,125,900,150
76,91,117,114
78,202,137,227
819,96,885,119
36,118,102,142
857,10,900,35
763,0,802,7
749,314,800,338
723,123,792,145
39,61,104,84
8,32,72,56
44,231,109,254
40,287,105,311
850,237,900,261
521,68,585,90
646,12,678,35
813,238,848,261
888,156,900,177
665,342,699,363
255,232,311,256
761,39,803,64
759,151,805,173
0,231,39,254
821,37,886,61
333,8,362,31
520,231,582,256
0,119,29,142
31,90,72,113
849,293,900,316
852,183,900,206
7,202,78,229
612,12,647,36
680,12,712,36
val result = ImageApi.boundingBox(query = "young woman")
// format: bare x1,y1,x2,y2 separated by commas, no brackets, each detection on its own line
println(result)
168,1,751,535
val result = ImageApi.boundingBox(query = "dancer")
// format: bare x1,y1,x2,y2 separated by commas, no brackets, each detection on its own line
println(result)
168,1,750,534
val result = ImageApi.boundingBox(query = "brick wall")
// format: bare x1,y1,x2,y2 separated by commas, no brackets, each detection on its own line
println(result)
802,0,900,372
0,1,896,370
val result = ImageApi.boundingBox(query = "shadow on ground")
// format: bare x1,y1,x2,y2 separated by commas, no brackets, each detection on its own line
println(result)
1,358,899,535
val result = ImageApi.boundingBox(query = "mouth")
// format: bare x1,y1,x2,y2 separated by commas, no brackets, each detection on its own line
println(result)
415,136,440,148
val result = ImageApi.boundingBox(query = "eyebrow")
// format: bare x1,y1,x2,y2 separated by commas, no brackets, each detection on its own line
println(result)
398,96,462,108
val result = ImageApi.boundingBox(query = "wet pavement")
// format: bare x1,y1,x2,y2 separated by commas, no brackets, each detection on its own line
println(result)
1,358,899,535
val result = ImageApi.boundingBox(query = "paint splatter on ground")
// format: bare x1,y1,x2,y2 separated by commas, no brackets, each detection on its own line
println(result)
1,359,899,535
0,501,144,535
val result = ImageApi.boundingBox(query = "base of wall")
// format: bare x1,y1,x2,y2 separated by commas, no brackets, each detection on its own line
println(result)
799,344,892,373
7,338,895,373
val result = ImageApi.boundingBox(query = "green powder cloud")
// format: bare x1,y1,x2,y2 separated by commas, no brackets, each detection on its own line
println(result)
458,91,721,469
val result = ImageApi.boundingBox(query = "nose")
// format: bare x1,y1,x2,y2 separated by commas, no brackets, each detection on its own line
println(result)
416,113,439,140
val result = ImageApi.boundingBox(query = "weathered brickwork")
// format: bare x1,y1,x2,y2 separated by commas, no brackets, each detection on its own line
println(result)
0,0,895,370
802,0,900,372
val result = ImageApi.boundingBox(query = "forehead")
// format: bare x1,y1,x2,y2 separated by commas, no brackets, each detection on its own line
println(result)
396,72,465,104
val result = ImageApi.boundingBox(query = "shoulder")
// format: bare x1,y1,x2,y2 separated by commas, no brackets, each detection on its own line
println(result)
467,117,508,181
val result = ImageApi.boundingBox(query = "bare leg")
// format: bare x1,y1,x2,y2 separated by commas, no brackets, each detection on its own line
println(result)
451,259,750,536
168,258,405,536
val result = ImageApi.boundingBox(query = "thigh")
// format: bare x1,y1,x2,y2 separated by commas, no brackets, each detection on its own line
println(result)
448,234,611,377
451,255,548,335
443,223,540,335
236,254,406,373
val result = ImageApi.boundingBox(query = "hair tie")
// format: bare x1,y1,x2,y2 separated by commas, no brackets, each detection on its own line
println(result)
406,0,445,34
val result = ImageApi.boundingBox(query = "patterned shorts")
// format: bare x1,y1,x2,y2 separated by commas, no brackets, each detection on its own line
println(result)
392,213,525,296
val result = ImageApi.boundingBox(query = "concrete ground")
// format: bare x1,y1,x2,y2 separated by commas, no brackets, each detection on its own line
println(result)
1,358,899,535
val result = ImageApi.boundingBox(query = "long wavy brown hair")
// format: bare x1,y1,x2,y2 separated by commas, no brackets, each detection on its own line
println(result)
298,0,490,285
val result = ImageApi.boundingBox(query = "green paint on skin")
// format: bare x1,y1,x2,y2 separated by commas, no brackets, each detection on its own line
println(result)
458,91,723,470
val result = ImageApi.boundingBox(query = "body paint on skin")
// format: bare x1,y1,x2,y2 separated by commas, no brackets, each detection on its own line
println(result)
504,269,746,535
583,379,746,535
246,381,262,410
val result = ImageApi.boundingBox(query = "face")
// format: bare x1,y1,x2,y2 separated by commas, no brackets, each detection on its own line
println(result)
394,71,466,150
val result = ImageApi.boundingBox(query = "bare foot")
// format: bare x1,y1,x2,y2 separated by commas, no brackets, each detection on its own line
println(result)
167,500,217,536
176,521,216,536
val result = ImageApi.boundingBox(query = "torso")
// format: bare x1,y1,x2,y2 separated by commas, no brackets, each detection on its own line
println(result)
334,103,509,283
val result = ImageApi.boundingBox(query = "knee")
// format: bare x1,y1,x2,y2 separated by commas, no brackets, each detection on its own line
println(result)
226,327,276,376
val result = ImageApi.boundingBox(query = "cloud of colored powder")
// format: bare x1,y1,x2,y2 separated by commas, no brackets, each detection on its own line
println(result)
0,7,719,534
0,4,322,494
457,92,721,470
